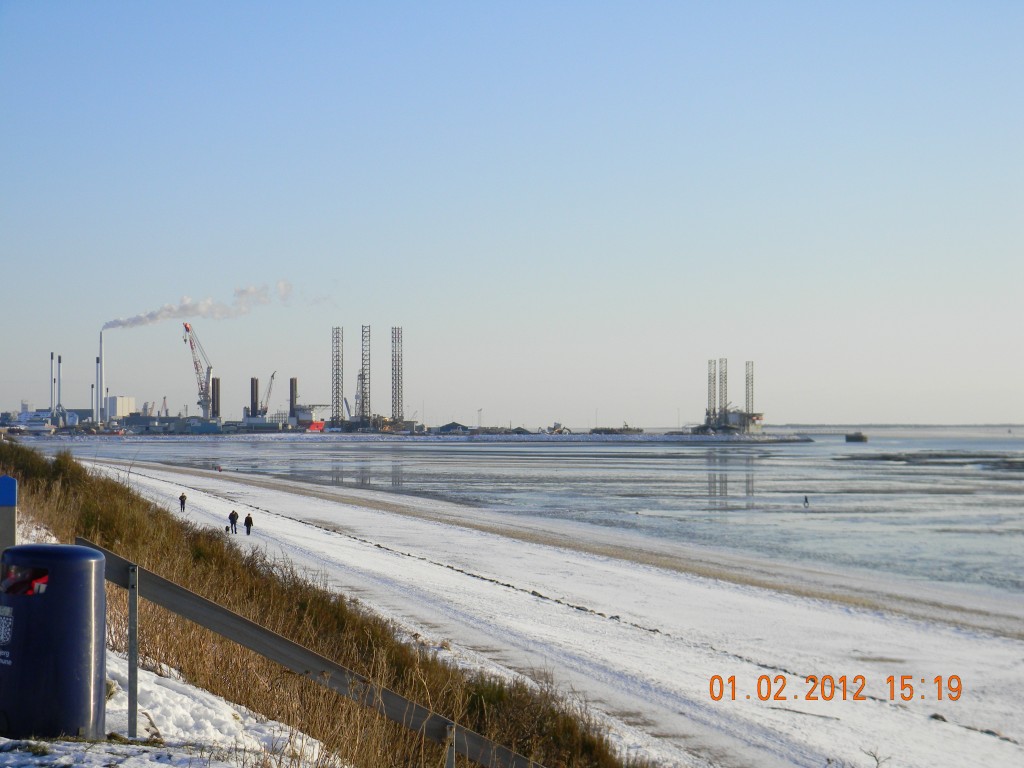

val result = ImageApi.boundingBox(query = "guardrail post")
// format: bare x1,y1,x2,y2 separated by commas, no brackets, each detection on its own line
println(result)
446,722,456,768
128,563,139,738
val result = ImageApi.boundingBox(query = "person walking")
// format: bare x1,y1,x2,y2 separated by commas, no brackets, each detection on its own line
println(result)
243,513,254,535
228,510,239,534
179,492,187,512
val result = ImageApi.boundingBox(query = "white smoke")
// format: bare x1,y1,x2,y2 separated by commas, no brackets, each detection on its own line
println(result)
102,283,292,330
276,280,293,303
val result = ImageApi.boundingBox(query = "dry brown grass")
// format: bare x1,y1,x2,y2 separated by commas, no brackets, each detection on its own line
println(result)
1,441,651,768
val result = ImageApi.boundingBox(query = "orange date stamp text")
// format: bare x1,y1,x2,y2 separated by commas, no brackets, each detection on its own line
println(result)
708,674,962,702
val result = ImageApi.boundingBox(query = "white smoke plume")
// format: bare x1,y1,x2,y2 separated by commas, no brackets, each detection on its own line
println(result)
102,282,292,330
276,280,293,303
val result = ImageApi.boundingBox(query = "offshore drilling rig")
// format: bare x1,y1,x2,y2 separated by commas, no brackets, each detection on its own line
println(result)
325,324,408,432
696,358,763,434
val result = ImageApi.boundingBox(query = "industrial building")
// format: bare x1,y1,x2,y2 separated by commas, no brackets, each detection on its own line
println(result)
178,322,413,434
3,320,415,436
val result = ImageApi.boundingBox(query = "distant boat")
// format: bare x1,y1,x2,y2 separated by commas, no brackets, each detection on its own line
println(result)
845,431,868,442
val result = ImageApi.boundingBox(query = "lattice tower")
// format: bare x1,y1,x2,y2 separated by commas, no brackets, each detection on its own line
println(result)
718,357,728,420
745,361,754,414
332,327,343,423
707,359,717,422
391,327,403,422
360,325,371,419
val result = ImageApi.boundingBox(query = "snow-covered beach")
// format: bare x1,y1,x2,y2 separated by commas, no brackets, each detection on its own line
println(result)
61,456,1024,768
0,646,333,767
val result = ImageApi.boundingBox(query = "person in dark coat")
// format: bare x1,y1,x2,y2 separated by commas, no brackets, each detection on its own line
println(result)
228,510,239,534
243,513,254,535
179,492,187,512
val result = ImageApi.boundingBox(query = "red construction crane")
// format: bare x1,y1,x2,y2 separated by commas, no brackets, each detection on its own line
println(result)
182,322,213,419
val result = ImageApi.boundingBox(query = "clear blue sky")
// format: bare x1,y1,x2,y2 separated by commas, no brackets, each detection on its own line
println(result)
2,1,1021,427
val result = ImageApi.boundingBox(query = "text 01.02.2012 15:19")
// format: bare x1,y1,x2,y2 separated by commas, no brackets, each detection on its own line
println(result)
708,674,962,702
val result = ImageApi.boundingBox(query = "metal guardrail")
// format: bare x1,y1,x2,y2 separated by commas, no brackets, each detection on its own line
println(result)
77,538,544,768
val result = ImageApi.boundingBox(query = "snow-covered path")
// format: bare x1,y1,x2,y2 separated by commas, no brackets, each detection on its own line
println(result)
91,460,1024,768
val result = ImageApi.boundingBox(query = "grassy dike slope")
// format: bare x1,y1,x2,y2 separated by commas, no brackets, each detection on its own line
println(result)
1,440,646,768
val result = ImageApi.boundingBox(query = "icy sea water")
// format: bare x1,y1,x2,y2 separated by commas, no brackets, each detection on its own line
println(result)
32,425,1024,598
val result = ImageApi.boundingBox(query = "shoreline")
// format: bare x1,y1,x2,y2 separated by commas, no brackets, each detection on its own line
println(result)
8,430,816,444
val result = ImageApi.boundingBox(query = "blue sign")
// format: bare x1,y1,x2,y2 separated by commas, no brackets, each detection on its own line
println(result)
0,476,16,507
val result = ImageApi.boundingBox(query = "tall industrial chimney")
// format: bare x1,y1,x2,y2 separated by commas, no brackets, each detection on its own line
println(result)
98,332,105,424
211,377,221,419
50,352,55,417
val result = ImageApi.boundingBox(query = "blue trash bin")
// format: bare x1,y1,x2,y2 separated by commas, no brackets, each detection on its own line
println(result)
0,544,106,739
